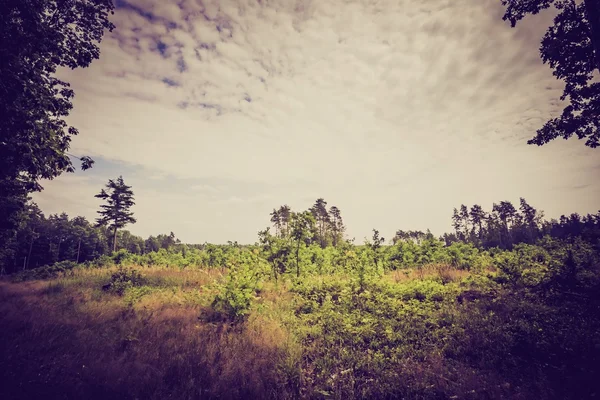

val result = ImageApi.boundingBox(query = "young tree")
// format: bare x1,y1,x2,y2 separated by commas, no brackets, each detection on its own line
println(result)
95,176,136,252
258,227,291,281
500,0,600,148
368,229,385,271
290,211,315,277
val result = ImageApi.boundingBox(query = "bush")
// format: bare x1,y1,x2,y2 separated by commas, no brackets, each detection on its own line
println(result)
123,285,153,306
12,260,78,282
102,266,146,295
93,254,115,268
210,261,268,322
112,249,135,265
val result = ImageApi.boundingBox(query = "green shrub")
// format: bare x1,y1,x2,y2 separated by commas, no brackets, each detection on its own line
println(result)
12,260,79,282
102,266,146,295
210,260,268,322
93,254,115,268
123,285,153,306
112,249,134,265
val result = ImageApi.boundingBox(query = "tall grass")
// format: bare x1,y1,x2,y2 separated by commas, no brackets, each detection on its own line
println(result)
0,267,298,400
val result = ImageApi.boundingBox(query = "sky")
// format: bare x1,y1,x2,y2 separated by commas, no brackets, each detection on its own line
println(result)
32,0,600,244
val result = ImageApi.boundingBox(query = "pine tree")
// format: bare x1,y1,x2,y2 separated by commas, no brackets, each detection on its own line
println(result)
310,198,330,248
329,205,345,247
95,176,136,252
469,204,486,241
278,205,292,236
270,208,281,237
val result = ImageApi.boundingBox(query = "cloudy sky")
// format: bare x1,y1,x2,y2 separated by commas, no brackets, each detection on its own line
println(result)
33,0,600,244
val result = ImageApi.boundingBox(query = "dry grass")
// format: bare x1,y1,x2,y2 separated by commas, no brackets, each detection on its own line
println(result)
0,266,298,400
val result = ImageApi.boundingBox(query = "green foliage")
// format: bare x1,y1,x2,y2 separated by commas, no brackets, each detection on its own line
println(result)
0,0,115,268
123,285,154,306
3,227,600,399
12,260,78,282
93,254,115,268
112,248,134,265
95,176,136,252
500,0,600,148
210,259,269,322
352,248,382,292
286,241,600,399
387,237,491,271
290,278,463,398
102,266,146,296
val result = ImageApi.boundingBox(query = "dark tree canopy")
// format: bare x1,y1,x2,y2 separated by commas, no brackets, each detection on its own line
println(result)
0,0,114,263
95,176,136,252
0,0,115,190
500,0,600,148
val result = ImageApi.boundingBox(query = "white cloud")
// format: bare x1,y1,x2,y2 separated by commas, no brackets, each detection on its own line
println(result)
34,0,600,243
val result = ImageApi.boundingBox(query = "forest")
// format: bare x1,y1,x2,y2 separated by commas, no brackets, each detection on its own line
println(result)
1,0,600,399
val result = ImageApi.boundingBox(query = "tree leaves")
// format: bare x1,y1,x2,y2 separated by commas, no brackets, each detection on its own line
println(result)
500,0,600,148
0,0,114,266
95,176,136,251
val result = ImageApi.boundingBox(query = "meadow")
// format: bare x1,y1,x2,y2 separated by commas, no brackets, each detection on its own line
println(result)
2,235,599,400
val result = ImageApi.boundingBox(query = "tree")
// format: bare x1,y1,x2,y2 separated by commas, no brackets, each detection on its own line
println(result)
278,205,292,236
310,198,330,248
290,211,315,277
367,229,385,271
518,198,542,243
500,0,600,147
459,205,470,239
469,205,486,241
95,176,136,252
0,0,115,265
270,208,281,236
392,230,409,244
328,205,345,247
452,208,463,239
491,201,518,248
258,227,291,281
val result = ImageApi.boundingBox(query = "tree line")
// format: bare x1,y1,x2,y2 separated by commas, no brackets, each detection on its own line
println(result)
440,198,600,250
0,175,182,275
268,199,346,247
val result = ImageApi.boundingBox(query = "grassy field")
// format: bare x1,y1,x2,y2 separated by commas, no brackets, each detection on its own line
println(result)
1,261,598,400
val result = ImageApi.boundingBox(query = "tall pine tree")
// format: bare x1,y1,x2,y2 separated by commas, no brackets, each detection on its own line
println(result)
95,176,136,252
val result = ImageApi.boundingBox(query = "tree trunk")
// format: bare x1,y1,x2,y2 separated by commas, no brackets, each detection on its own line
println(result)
296,240,301,278
113,226,118,253
26,235,34,269
56,238,62,262
76,239,81,263
584,0,600,72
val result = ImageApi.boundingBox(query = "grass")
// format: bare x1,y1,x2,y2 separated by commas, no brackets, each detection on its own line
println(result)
1,263,598,399
0,266,296,400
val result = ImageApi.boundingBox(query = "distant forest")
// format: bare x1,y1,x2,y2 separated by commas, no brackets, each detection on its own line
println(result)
2,193,598,275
